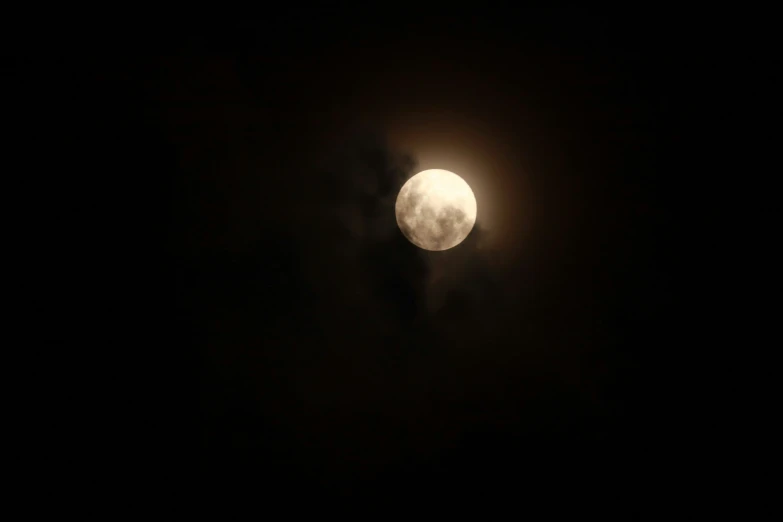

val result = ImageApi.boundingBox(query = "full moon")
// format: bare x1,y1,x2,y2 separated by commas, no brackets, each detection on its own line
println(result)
395,169,477,251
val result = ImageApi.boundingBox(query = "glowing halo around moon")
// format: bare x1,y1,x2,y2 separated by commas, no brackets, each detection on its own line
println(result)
395,169,477,251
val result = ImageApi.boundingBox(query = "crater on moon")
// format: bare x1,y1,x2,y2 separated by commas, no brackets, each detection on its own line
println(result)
395,169,477,251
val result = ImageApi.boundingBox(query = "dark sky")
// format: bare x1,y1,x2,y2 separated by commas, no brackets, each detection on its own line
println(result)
67,7,690,509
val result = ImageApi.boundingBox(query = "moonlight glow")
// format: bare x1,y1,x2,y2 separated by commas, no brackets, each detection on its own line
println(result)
395,169,477,251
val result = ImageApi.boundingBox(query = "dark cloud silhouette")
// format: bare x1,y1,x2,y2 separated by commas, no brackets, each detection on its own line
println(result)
177,125,572,493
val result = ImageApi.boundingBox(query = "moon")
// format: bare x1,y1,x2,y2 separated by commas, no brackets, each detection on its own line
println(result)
395,169,477,251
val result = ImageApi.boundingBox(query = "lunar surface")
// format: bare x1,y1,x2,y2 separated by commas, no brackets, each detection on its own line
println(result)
395,169,477,251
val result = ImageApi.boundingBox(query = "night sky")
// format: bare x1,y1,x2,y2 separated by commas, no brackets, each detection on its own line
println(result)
75,8,691,509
